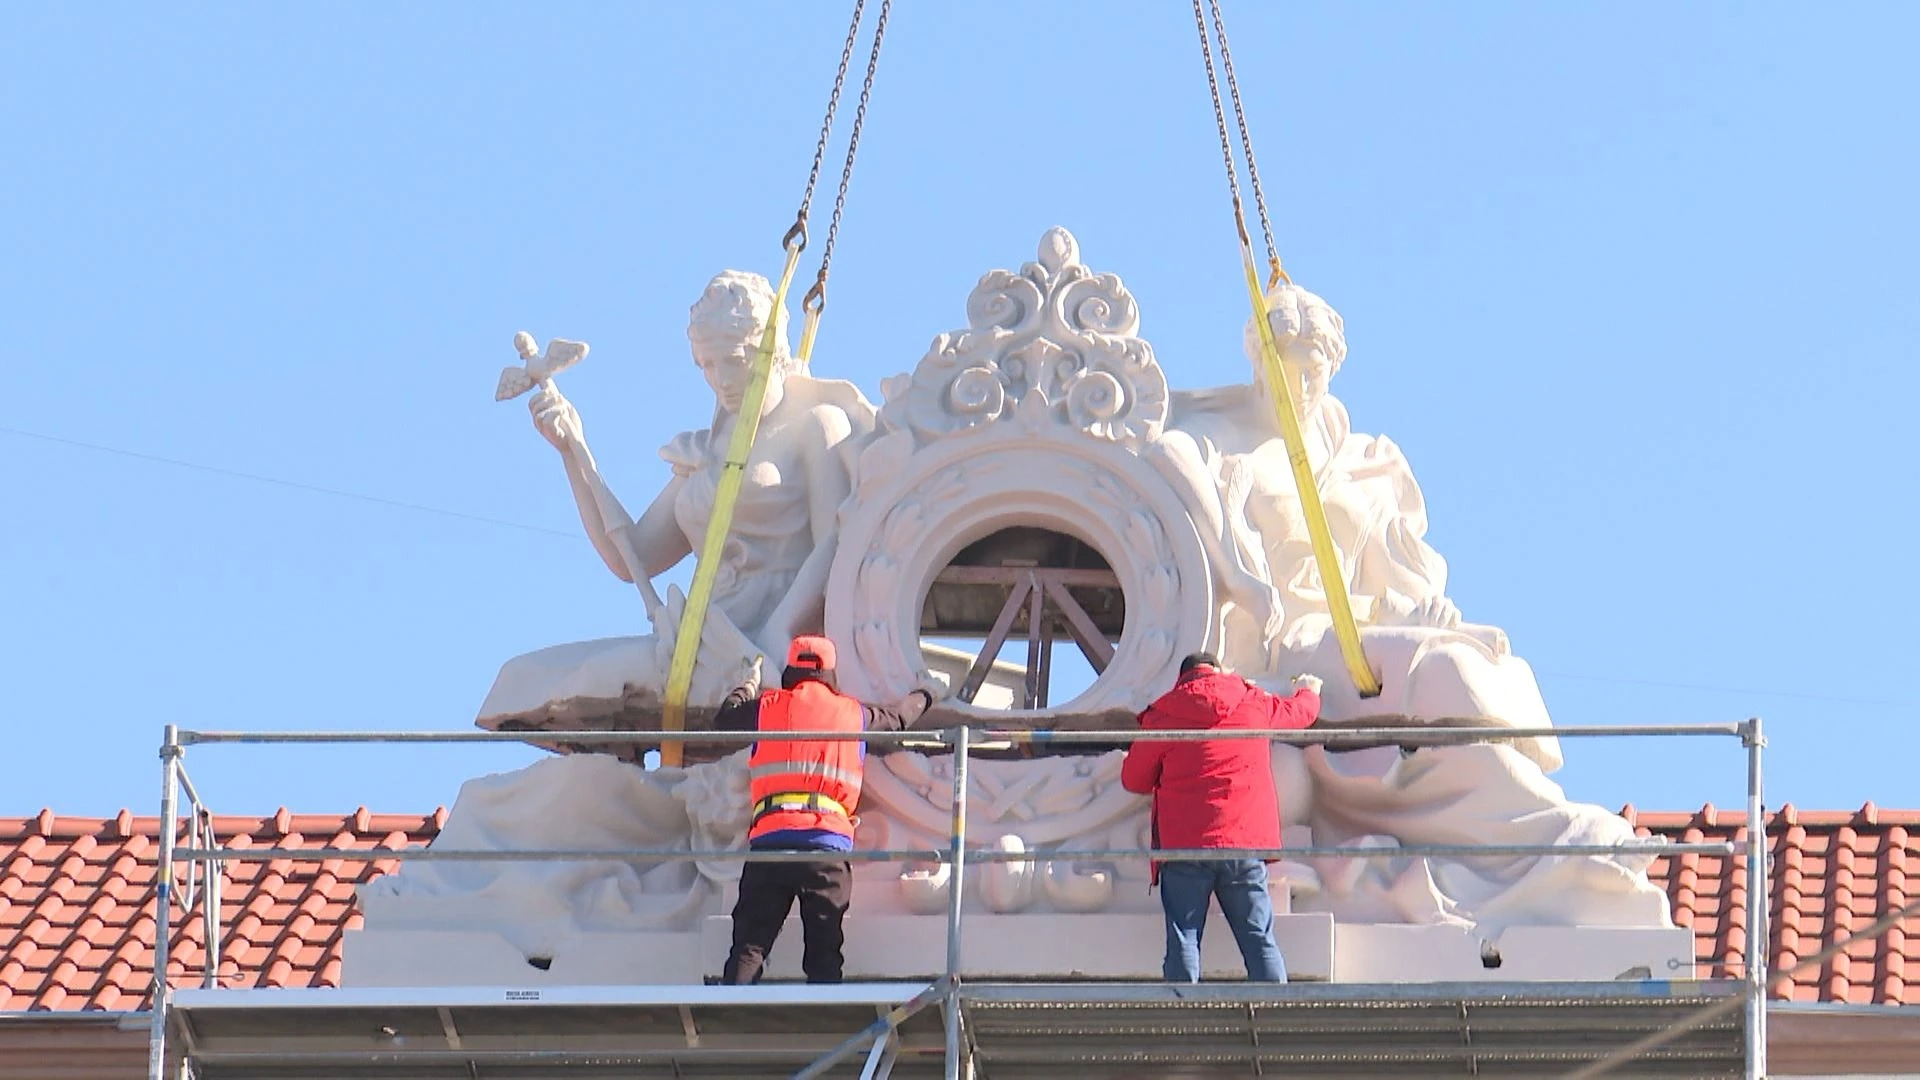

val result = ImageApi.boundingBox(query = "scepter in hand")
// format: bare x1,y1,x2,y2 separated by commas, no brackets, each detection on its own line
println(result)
497,330,665,620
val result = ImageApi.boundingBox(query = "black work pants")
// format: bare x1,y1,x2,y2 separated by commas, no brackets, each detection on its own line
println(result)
721,857,853,984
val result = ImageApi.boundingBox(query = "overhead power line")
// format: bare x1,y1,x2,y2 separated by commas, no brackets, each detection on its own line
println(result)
1,425,575,540
5,425,1911,713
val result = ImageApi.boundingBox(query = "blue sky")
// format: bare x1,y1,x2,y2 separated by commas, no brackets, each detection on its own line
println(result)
2,3,1914,821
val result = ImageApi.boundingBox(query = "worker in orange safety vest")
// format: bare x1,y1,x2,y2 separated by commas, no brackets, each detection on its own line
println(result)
713,634,936,984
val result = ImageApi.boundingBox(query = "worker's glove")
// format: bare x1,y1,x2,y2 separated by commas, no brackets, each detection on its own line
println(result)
742,654,765,696
913,670,951,703
1290,673,1324,695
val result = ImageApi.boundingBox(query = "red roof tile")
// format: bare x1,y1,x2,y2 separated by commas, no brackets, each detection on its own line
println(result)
1622,802,1920,1006
3,803,1916,1011
0,809,443,1012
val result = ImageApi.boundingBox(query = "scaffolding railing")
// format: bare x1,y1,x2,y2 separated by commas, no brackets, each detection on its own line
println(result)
148,716,1769,1080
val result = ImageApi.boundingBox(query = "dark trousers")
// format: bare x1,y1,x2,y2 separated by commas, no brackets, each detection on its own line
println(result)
722,857,853,984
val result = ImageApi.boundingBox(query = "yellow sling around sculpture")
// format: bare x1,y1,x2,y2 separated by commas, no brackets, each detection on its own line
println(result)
658,241,806,767
658,0,890,765
1240,255,1381,698
1191,0,1380,697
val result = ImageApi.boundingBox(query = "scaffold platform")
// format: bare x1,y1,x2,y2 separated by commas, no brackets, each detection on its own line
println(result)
164,979,1749,1079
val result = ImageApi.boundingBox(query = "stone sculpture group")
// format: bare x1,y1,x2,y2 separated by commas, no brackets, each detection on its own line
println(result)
354,229,1682,985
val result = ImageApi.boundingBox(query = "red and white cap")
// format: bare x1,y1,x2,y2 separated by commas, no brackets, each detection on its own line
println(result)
786,635,837,672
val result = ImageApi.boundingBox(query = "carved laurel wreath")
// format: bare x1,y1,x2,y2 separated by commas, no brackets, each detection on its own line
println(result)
847,450,1179,707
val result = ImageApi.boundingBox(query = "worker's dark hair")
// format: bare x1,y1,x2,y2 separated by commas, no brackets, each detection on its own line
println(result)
782,665,840,692
1179,651,1222,676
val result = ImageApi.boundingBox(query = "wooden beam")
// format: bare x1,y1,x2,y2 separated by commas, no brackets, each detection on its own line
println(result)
1023,572,1045,710
935,566,1120,588
1043,577,1116,671
957,579,1031,704
1036,628,1054,709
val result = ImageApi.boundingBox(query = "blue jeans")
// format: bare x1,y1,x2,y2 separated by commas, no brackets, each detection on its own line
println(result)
1158,858,1287,983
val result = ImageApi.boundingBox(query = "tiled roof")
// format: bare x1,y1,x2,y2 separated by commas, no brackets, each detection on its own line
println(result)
0,809,443,1011
1,803,1914,1011
1623,802,1919,1005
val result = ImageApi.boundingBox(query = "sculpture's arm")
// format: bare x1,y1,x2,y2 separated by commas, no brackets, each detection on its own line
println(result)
528,386,640,582
619,475,695,579
755,406,857,656
556,440,691,584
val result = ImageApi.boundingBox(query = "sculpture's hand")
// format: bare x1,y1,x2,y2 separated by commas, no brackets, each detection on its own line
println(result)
1375,590,1462,631
1408,594,1462,630
529,384,585,452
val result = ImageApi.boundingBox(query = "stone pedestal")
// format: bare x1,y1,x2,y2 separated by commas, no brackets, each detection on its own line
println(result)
342,915,1693,987
342,913,1336,986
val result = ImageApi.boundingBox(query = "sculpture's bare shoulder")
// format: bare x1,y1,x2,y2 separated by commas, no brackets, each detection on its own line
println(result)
1166,383,1270,452
783,373,879,451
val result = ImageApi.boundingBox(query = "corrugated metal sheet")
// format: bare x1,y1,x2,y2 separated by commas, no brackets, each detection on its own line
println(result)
160,981,1749,1079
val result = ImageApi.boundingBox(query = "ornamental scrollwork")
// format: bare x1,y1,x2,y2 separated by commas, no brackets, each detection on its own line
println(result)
896,228,1169,447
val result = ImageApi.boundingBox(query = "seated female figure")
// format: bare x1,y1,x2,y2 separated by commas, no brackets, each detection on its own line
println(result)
477,271,876,733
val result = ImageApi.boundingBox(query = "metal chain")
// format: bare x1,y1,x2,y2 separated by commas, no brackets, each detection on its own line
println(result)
1206,0,1286,285
1191,0,1251,251
806,0,891,315
788,0,870,252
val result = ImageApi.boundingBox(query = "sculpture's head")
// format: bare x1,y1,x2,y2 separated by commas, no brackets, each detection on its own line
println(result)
688,270,800,417
1243,283,1347,414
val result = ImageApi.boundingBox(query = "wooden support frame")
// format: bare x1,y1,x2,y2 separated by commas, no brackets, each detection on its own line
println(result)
942,566,1119,707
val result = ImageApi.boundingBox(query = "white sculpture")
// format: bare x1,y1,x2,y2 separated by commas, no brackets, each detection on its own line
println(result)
1158,282,1559,768
1141,278,1658,933
476,271,879,730
357,229,1685,987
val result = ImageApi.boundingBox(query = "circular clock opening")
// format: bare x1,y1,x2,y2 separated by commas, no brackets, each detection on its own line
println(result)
916,526,1126,712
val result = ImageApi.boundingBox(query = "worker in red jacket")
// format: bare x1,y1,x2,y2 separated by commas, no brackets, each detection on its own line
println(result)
713,635,934,985
1121,651,1321,983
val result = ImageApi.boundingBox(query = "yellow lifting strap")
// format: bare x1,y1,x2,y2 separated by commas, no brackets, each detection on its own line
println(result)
658,239,806,766
1193,0,1380,697
1239,248,1382,698
657,0,889,765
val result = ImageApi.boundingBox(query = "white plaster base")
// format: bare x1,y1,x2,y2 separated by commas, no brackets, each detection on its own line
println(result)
342,929,705,988
1332,924,1698,983
344,919,1692,988
344,912,1336,987
698,912,1336,982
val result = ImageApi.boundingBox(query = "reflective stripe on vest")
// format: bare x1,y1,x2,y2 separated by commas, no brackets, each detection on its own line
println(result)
749,759,864,790
747,681,864,840
751,792,851,824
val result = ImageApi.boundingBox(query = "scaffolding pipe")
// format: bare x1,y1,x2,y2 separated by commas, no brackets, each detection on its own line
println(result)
173,721,1746,747
944,724,969,1080
147,726,181,1080
1745,715,1768,1080
985,722,1745,743
150,714,1767,1080
169,840,1737,865
173,763,206,818
201,847,221,991
792,976,952,1080
179,728,949,746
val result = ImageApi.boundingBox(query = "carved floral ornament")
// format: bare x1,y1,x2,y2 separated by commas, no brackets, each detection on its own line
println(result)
887,228,1170,447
